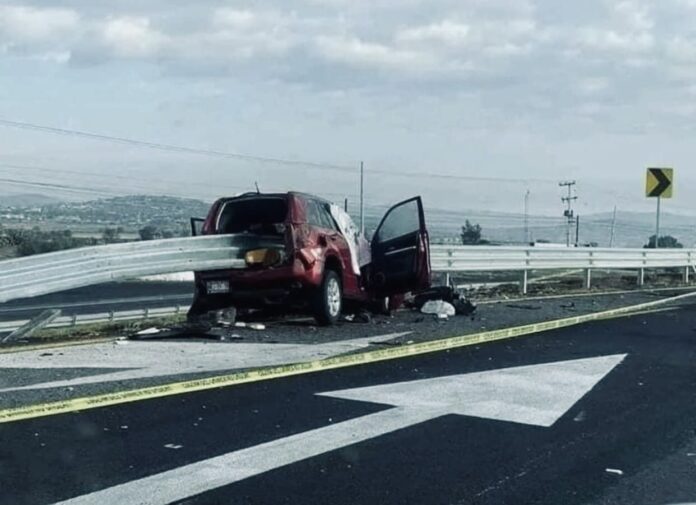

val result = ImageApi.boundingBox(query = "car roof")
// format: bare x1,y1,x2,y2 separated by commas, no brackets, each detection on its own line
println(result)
219,191,332,205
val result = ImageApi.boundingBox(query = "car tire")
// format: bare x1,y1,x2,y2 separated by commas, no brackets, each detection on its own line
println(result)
312,269,342,326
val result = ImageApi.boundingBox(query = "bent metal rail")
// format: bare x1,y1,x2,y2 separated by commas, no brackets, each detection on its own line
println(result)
0,235,244,304
0,239,694,303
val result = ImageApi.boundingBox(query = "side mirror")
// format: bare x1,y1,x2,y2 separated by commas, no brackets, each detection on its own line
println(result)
190,218,205,237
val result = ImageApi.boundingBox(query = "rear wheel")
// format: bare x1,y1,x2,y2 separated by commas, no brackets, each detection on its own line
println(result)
312,270,342,325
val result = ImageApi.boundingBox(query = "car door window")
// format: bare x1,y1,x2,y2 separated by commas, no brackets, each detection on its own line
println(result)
306,200,325,228
307,200,338,231
375,199,420,243
318,203,339,231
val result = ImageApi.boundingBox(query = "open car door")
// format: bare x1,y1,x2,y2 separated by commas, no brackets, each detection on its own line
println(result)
370,196,431,295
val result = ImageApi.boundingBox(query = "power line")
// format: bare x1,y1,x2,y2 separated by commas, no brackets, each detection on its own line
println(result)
0,119,356,173
0,163,362,203
0,177,120,198
0,118,564,185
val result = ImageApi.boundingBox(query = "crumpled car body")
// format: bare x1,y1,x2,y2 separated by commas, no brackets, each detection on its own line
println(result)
189,191,431,325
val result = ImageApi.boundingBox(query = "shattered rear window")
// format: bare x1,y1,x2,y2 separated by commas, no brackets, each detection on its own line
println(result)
217,197,288,235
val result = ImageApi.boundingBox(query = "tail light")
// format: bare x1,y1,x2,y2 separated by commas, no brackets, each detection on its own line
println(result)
245,248,284,267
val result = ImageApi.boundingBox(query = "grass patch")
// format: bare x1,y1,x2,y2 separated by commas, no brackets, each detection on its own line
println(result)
26,314,187,343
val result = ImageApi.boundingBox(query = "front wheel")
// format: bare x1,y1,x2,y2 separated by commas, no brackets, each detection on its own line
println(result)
312,270,342,325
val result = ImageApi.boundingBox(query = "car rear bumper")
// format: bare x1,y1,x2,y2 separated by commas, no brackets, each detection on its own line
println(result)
192,258,324,307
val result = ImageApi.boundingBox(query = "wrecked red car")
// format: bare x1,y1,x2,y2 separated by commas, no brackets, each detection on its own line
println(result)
189,192,431,325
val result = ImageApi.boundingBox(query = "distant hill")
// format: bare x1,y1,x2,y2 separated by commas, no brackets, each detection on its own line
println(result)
2,194,693,248
361,204,695,248
0,193,63,208
39,195,212,229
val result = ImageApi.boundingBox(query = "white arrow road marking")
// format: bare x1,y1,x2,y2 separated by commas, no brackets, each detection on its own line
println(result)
0,332,410,392
319,353,627,427
53,354,626,505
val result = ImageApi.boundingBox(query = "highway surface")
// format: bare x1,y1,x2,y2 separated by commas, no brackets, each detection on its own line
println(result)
1,300,696,504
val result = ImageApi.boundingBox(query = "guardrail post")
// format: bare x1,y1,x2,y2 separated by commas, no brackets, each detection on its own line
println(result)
445,272,451,287
584,269,592,290
637,268,645,287
520,270,528,295
683,266,690,285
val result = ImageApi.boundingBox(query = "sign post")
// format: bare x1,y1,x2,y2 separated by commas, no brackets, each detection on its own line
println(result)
645,168,674,248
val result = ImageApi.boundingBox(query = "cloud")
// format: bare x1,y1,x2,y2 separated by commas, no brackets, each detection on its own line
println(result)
314,35,434,72
571,1,655,54
396,21,471,46
0,5,79,41
101,16,167,58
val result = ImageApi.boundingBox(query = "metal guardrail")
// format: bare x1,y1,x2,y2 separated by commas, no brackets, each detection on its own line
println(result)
431,245,695,293
430,245,695,271
0,306,187,335
0,235,245,304
1,239,694,305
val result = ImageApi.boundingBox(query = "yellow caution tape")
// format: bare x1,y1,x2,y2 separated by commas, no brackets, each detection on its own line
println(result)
0,291,694,424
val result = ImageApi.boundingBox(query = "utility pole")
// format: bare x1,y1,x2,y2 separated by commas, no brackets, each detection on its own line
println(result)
609,206,617,248
524,190,530,244
359,161,365,234
655,196,661,249
559,180,577,247
575,215,580,246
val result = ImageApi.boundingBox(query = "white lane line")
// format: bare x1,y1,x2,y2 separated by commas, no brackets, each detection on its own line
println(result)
0,332,411,392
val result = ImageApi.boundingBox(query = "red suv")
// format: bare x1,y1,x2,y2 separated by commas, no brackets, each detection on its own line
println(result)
189,192,431,325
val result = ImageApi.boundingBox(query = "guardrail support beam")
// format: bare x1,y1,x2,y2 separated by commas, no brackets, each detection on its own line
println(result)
520,270,528,295
683,266,690,284
584,269,592,290
637,268,645,287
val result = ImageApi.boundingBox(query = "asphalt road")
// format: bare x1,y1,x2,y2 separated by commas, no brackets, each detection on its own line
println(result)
0,281,193,321
2,305,696,505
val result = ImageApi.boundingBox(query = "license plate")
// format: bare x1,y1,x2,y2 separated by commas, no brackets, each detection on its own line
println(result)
206,280,230,294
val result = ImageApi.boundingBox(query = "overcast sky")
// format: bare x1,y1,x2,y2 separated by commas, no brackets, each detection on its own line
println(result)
1,0,696,216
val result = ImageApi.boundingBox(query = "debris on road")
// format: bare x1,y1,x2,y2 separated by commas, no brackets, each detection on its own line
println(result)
408,286,458,309
215,308,237,327
506,304,542,311
421,300,456,318
136,327,161,336
343,310,372,324
605,468,624,476
219,334,243,342
164,444,183,450
452,298,477,316
249,323,266,331
406,286,477,319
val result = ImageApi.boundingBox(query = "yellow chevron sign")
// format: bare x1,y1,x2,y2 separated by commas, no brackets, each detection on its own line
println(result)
646,168,673,198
